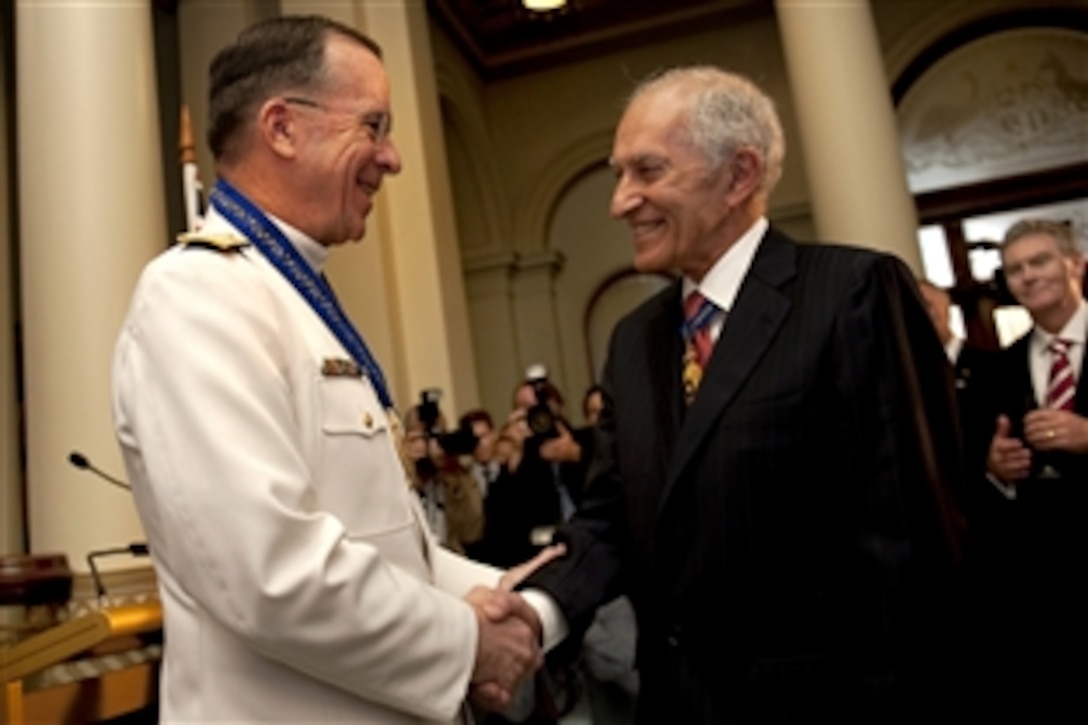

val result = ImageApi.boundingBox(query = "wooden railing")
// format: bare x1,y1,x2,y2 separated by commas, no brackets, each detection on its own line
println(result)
0,602,162,723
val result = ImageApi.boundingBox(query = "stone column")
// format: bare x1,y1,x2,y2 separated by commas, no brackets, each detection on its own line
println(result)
464,252,521,419
18,0,165,567
512,251,567,396
775,0,922,272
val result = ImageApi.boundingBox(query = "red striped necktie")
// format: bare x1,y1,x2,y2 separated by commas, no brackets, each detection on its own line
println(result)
1046,337,1076,411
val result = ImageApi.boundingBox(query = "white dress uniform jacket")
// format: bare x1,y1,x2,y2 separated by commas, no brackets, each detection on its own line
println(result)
112,207,500,722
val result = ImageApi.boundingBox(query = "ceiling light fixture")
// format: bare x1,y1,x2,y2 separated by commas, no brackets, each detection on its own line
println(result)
522,0,567,11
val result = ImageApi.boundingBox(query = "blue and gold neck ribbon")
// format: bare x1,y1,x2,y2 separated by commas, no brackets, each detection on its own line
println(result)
680,294,718,343
209,179,393,409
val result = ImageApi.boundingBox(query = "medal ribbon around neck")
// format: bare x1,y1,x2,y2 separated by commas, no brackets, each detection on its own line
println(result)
210,179,393,409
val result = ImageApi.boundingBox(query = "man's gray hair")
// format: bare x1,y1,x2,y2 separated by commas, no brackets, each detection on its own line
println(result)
629,66,786,194
207,15,382,163
1002,218,1079,257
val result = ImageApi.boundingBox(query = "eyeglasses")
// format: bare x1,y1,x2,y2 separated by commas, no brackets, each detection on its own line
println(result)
283,96,391,146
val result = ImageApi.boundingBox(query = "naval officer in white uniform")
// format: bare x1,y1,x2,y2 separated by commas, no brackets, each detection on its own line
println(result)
113,15,548,722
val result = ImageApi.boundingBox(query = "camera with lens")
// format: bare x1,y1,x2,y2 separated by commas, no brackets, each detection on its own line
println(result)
524,364,560,440
417,388,478,457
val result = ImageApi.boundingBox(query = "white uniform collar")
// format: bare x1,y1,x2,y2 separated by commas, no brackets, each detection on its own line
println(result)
200,205,329,274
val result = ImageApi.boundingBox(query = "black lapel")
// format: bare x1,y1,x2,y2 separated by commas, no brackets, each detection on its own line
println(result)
640,282,686,491
997,334,1036,421
658,229,796,512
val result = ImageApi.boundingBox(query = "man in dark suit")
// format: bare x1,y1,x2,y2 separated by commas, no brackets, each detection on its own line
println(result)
482,378,590,569
520,66,966,723
977,218,1086,722
916,280,1000,496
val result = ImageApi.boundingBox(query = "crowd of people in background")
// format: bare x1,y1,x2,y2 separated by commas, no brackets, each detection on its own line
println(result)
402,372,635,724
403,372,595,568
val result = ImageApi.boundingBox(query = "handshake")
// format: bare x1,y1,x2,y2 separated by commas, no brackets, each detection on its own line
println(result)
465,545,566,712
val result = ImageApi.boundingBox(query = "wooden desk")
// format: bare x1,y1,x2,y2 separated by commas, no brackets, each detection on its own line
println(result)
1,602,162,723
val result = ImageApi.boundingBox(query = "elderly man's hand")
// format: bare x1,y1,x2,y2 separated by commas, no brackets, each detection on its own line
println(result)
465,587,543,712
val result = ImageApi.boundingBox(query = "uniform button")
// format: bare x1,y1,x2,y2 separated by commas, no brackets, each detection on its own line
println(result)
363,413,373,428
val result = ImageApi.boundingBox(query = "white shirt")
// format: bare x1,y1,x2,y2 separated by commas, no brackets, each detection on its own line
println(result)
682,217,768,344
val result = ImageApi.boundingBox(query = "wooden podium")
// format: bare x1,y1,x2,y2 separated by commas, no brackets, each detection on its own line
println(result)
0,602,162,723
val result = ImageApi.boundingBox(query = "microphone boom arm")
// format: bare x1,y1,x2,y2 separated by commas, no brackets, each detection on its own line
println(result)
69,451,132,491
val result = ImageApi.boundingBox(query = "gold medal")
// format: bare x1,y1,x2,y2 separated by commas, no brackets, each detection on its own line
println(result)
682,343,702,405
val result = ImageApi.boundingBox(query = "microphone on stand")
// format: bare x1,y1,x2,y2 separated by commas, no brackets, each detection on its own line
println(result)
68,451,132,491
68,451,150,601
87,544,151,600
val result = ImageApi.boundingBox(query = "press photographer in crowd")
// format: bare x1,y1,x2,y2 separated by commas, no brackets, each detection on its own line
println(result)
460,408,503,500
404,390,485,555
479,367,593,568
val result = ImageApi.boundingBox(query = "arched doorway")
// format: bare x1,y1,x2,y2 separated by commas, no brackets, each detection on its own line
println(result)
896,14,1088,348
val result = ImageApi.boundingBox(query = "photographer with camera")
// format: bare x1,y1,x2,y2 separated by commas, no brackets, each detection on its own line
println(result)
459,409,502,500
404,390,485,555
479,367,593,569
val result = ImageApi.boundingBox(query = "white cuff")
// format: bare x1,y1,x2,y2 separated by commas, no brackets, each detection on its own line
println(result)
520,588,569,653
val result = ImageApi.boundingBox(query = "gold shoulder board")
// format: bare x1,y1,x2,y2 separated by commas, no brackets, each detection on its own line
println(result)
176,232,249,252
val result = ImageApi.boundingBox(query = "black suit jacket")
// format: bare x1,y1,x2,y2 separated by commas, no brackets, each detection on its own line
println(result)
526,227,966,723
479,420,591,568
971,328,1088,574
948,343,1002,518
965,328,1088,719
954,344,1000,467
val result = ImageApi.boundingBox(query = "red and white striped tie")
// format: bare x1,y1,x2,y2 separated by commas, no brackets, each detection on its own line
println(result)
1045,338,1076,411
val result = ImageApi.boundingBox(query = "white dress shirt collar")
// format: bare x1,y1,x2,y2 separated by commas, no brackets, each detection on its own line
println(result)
681,217,768,312
1031,298,1088,351
1028,298,1087,401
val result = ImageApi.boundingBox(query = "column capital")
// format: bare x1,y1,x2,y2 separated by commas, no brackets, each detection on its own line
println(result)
517,249,566,276
463,250,519,275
